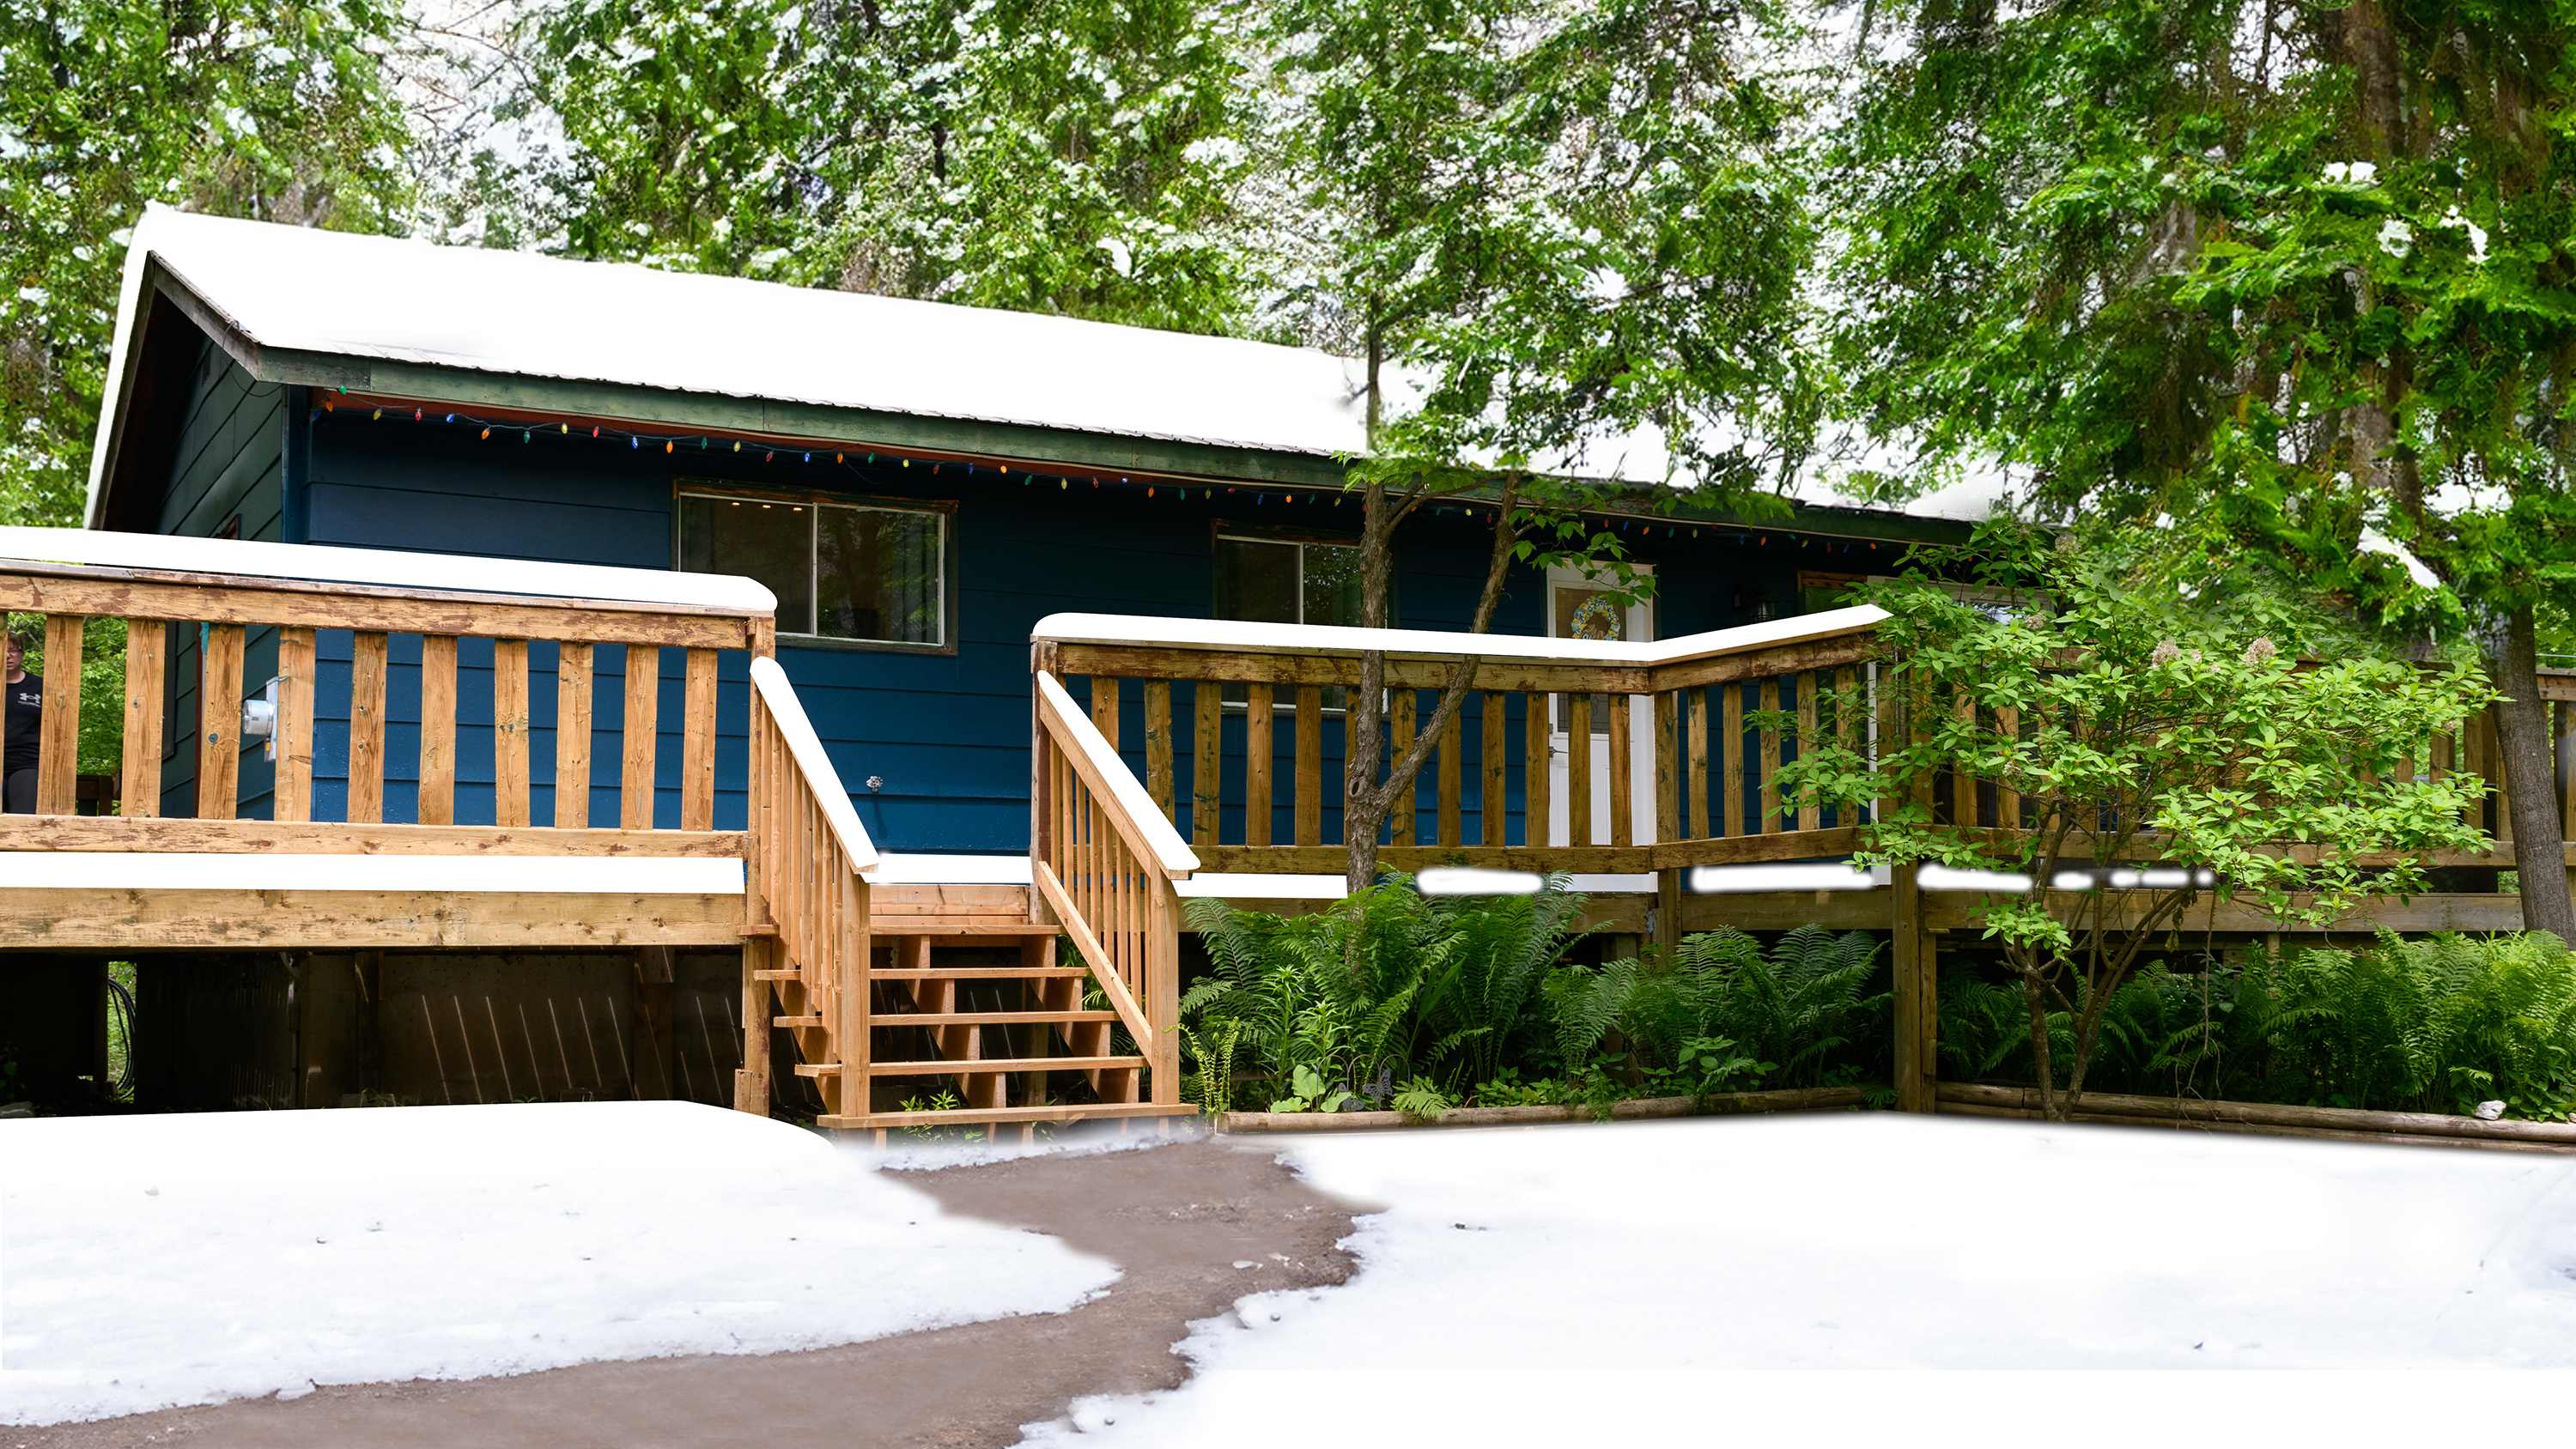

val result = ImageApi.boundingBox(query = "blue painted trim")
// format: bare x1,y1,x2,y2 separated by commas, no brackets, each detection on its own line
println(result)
280,385,312,544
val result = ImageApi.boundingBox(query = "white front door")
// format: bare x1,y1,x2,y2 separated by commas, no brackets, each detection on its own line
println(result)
1545,562,1655,847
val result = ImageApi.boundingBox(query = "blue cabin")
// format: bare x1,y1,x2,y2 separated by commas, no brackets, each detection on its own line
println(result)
85,208,1980,854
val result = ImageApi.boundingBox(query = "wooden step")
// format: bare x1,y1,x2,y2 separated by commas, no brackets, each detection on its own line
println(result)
874,966,1088,980
871,1056,1138,1076
774,1015,822,1028
793,1056,1139,1079
817,1101,1198,1131
753,968,801,982
869,922,1062,937
879,1009,1116,1028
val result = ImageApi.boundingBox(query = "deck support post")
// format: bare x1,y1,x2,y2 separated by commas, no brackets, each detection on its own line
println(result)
633,946,675,1100
1892,863,1936,1113
734,940,773,1116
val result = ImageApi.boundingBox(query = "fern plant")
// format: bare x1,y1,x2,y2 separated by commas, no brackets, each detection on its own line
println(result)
1939,931,2576,1120
1179,875,1592,1109
1550,925,1893,1089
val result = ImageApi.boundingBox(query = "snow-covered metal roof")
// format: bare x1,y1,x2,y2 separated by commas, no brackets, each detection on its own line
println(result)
88,206,2004,529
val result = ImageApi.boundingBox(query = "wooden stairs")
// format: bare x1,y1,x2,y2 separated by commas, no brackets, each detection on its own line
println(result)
757,882,1195,1140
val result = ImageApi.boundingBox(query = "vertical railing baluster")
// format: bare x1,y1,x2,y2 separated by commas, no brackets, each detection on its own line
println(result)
274,626,317,822
120,620,167,818
418,635,459,825
1568,693,1593,846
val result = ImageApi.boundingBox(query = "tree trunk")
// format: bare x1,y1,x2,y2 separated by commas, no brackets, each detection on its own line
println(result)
1343,486,1396,894
2018,967,2059,1122
2491,603,2575,943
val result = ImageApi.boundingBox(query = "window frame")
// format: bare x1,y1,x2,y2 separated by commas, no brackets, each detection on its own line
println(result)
674,482,958,654
1210,522,1370,712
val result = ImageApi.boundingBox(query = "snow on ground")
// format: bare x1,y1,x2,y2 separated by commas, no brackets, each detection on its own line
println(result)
0,1101,1115,1426
1027,1114,2576,1446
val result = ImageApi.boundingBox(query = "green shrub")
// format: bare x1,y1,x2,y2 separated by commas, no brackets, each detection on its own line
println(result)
1939,931,2576,1120
1548,925,1892,1089
1178,875,1592,1111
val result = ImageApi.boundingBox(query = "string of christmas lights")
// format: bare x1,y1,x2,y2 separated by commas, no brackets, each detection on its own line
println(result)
309,390,1893,555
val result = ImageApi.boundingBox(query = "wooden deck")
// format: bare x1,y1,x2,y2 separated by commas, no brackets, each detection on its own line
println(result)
5,529,2563,1131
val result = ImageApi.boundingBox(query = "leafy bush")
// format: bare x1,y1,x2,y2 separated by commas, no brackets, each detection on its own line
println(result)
1179,875,1592,1112
1939,931,2576,1120
1548,925,1892,1090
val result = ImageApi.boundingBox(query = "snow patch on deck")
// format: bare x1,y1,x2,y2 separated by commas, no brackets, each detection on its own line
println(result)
0,1102,1115,1426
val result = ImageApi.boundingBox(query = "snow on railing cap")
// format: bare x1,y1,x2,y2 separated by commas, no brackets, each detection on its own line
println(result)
0,526,776,615
749,658,882,871
1036,670,1200,877
1030,605,1887,670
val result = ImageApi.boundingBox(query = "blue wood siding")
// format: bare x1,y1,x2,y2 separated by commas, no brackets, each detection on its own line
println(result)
113,395,1859,851
152,343,288,818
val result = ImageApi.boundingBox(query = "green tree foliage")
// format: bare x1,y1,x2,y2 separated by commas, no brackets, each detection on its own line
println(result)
0,0,412,527
1828,0,2576,937
512,0,1259,334
1777,524,2495,1119
1261,0,1824,886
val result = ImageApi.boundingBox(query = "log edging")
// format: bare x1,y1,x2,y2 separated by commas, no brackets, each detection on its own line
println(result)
1215,1085,1866,1134
1937,1082,2576,1154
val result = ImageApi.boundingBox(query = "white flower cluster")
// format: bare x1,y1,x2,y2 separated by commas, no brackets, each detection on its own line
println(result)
2322,161,2379,185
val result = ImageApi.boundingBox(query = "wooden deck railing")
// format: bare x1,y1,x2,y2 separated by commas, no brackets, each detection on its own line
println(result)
743,656,879,1117
1029,609,1887,876
1030,669,1194,1113
0,527,772,849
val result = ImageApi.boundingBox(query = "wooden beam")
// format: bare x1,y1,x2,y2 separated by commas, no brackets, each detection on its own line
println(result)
1244,682,1273,849
1437,703,1463,848
0,573,756,651
417,634,459,825
1890,862,1935,1113
555,640,594,828
1144,679,1176,822
495,640,532,828
273,626,317,822
1524,691,1549,848
0,888,744,950
1607,694,1633,848
1391,688,1416,847
347,630,389,823
197,622,245,819
622,643,659,830
118,621,165,817
1568,692,1593,846
0,815,744,855
1295,684,1322,847
35,614,84,815
1191,681,1221,846
679,647,717,831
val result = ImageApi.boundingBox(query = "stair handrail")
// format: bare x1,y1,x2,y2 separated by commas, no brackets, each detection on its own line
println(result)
1034,670,1197,878
748,657,880,874
742,657,881,1122
1030,670,1187,1103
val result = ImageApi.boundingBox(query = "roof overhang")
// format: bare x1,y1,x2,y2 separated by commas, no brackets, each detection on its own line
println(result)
87,221,1975,551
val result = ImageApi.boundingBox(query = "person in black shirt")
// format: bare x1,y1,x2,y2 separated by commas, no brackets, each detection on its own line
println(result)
3,627,39,812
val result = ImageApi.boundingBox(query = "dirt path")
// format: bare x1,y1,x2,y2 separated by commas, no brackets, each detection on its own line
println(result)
16,1137,1361,1449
